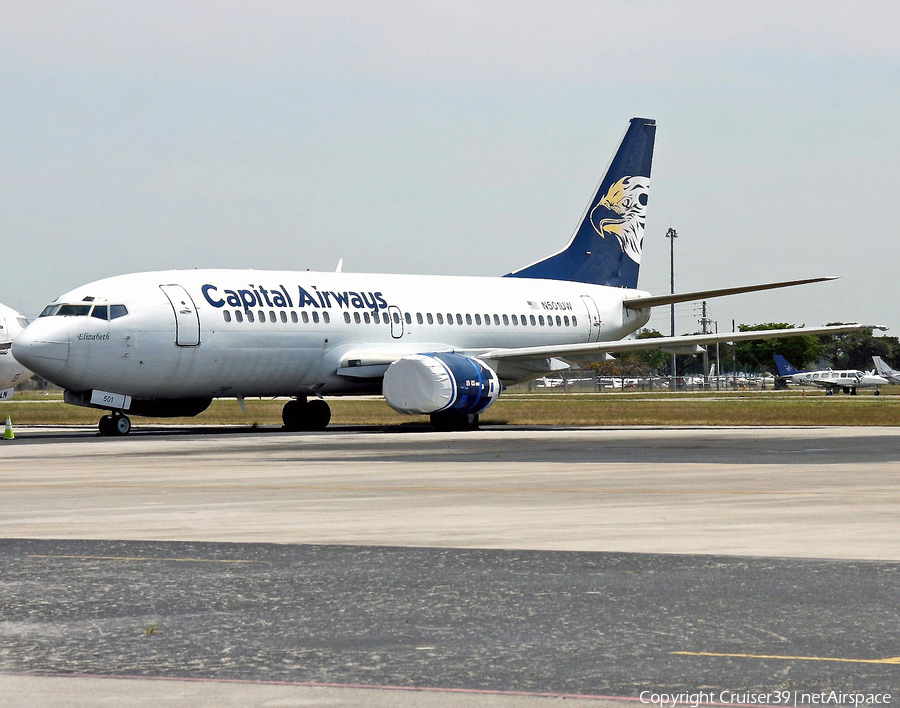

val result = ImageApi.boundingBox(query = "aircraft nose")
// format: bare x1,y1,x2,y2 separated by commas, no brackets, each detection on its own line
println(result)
12,320,71,379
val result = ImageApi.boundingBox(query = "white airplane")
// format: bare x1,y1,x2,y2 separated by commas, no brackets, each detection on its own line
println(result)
13,118,882,435
773,354,888,395
872,356,900,385
0,303,33,400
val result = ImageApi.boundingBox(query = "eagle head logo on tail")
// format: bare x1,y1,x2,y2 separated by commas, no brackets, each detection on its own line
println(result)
589,175,650,265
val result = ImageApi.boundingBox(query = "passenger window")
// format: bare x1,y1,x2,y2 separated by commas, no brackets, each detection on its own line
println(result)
493,315,500,326
323,312,330,324
394,312,401,324
502,314,509,326
235,311,244,322
556,316,562,326
90,305,109,320
416,313,423,325
364,312,371,324
271,311,278,323
511,315,518,325
247,311,255,323
437,313,444,325
571,316,577,327
110,305,128,320
427,313,434,325
343,312,351,324
446,314,453,325
302,312,310,324
224,311,232,323
530,315,536,326
484,314,490,324
313,312,320,323
454,314,461,325
466,314,472,325
404,313,412,325
475,314,482,325
564,316,570,326
354,312,361,324
291,312,299,323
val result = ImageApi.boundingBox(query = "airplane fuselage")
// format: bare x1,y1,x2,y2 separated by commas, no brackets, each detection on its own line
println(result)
0,304,32,399
16,269,651,402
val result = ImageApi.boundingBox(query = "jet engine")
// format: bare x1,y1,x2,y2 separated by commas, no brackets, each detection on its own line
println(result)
382,353,500,415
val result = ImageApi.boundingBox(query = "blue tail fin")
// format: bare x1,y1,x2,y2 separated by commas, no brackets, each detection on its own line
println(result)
505,117,656,288
773,354,801,377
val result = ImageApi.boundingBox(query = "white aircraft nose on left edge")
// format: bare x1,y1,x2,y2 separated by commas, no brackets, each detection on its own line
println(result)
0,302,34,400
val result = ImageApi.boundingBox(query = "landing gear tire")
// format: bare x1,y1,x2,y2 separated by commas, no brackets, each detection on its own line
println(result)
282,398,331,431
850,388,858,396
98,413,132,436
430,412,480,431
114,415,132,435
98,415,113,435
875,389,881,396
826,389,834,396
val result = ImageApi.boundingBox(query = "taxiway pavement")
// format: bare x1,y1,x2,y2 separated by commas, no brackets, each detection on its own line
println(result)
2,425,899,705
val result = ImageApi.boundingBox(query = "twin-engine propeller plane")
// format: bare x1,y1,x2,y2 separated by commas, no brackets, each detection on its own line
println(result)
0,303,33,400
774,354,888,395
13,118,882,434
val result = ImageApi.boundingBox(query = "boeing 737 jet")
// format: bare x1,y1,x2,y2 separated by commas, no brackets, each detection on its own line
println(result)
872,356,900,385
13,118,881,434
773,354,888,395
0,303,33,400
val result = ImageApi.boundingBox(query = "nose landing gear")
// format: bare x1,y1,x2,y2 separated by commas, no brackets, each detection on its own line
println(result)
98,412,132,436
282,397,331,431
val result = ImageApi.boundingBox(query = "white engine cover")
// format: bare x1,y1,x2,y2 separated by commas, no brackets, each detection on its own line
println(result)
382,353,500,415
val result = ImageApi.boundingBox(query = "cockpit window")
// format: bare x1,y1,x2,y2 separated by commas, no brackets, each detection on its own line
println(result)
57,304,92,316
40,303,129,319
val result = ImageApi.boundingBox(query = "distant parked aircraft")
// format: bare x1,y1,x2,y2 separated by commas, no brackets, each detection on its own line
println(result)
872,356,900,385
773,354,888,395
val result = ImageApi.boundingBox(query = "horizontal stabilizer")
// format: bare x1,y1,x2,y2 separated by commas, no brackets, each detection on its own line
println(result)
622,277,837,311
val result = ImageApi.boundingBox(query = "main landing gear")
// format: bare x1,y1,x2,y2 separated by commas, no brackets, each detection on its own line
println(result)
98,412,132,436
429,412,480,431
282,397,331,431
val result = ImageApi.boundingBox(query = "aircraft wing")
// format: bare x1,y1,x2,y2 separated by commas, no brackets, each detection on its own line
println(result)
621,277,837,310
478,323,886,363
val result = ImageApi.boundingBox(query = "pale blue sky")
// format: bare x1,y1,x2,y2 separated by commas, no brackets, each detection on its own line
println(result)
2,1,898,336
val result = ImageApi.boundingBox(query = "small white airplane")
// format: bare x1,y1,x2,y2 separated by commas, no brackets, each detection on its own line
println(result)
0,303,33,400
13,118,883,434
872,356,900,385
773,354,888,395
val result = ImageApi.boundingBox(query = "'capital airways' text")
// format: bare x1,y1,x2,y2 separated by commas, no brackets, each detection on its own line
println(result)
201,284,389,313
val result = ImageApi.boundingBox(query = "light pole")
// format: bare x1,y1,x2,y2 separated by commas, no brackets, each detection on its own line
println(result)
665,228,678,389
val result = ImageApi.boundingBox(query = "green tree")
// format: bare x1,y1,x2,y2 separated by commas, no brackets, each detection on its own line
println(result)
632,329,669,372
818,325,900,370
733,323,822,372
